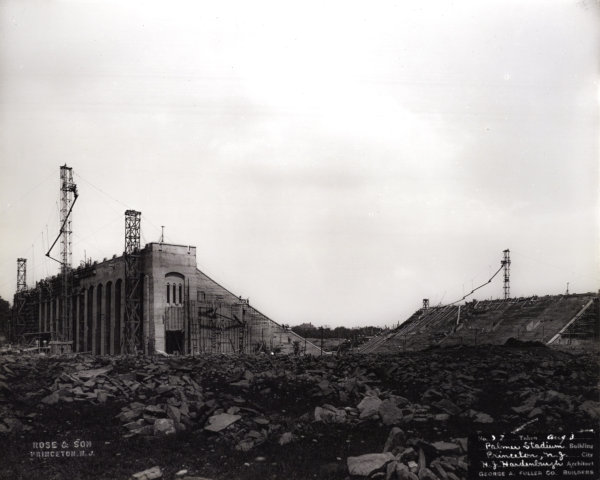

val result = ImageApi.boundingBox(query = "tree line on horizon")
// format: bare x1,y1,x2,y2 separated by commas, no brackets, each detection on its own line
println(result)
290,323,384,340
0,295,10,340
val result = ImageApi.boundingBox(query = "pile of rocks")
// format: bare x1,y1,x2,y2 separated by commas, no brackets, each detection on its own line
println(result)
130,465,215,480
347,427,468,480
0,354,38,434
0,344,597,479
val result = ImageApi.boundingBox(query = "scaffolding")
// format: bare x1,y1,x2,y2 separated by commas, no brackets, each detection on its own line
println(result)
189,300,248,354
548,298,599,345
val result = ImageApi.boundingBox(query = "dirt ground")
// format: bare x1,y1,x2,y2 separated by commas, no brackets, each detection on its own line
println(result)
0,343,598,480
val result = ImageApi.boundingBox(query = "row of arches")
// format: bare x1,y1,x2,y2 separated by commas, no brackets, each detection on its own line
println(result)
39,279,125,354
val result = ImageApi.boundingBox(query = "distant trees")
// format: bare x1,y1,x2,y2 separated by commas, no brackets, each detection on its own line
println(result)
291,324,383,340
0,296,10,340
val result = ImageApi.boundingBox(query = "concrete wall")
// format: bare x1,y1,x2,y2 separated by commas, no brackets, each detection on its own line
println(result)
142,243,197,352
192,268,322,355
15,242,319,356
75,257,125,354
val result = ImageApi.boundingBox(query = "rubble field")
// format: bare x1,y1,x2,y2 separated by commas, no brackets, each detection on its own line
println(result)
0,343,598,480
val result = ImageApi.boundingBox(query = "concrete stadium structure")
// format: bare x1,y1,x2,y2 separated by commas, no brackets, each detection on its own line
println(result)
11,242,321,356
360,293,599,353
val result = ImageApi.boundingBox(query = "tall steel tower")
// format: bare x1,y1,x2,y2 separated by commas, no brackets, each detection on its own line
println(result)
12,258,28,341
60,165,77,341
501,249,511,300
16,258,27,294
123,209,142,354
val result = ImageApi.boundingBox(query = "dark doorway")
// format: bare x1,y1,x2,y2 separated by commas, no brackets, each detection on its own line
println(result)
165,331,184,354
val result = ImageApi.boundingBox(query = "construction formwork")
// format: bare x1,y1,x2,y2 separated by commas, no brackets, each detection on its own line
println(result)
187,300,248,354
549,297,599,347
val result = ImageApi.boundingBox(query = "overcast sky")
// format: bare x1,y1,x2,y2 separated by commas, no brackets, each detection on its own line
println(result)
0,0,598,327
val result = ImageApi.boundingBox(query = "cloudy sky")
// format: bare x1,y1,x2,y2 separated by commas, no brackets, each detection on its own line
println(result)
0,0,598,327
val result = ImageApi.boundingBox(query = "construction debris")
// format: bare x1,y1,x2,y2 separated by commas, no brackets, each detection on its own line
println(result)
0,344,597,479
347,452,395,477
131,466,163,480
204,413,241,433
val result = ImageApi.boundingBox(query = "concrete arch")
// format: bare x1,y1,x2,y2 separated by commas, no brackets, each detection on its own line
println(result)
165,272,185,280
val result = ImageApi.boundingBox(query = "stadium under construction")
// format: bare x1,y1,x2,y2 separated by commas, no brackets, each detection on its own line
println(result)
7,165,599,355
9,165,322,355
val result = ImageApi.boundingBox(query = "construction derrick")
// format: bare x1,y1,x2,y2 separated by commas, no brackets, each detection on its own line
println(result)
501,249,511,300
11,258,28,342
122,209,142,354
60,165,77,341
17,258,27,294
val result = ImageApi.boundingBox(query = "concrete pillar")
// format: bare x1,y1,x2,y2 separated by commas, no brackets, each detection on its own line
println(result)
83,291,89,352
143,275,150,355
109,285,115,355
56,298,61,338
91,289,97,354
74,294,79,352
78,293,84,351
83,291,88,351
113,280,120,354
50,298,55,337
120,281,125,354
153,277,164,353
55,298,59,339
57,297,62,339
100,285,106,355
38,291,42,334
79,294,85,352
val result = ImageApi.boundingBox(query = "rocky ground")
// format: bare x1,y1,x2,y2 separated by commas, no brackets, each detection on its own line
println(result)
0,342,598,480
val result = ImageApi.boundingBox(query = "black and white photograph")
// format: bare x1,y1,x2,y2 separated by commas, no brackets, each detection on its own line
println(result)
0,1,598,479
